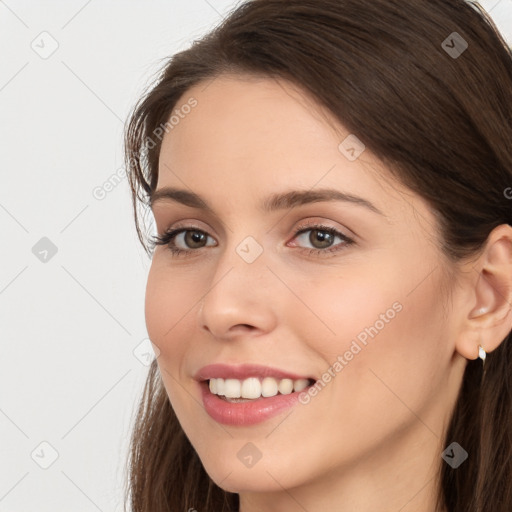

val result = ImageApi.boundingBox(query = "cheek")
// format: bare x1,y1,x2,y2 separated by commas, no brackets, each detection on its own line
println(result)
292,264,403,355
330,274,446,431
144,264,197,416
299,260,445,417
144,263,193,360
307,255,444,360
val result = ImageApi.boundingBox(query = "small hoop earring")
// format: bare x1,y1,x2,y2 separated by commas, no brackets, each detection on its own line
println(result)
478,344,486,369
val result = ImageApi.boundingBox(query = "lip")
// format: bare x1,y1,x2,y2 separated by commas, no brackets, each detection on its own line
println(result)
194,363,316,382
195,363,317,426
199,380,315,426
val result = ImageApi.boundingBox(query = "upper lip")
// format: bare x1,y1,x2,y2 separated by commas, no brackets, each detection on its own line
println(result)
194,363,316,382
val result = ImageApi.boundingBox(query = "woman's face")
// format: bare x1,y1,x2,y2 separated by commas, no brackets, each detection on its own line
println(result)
145,74,464,501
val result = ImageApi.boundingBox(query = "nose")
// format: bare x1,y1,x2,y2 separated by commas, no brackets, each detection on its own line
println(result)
197,247,278,341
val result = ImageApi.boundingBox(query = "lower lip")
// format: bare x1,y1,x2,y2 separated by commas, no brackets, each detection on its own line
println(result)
199,380,310,426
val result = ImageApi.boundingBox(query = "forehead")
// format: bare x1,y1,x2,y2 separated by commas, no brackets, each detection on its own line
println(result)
158,74,381,188
162,73,344,151
155,74,435,236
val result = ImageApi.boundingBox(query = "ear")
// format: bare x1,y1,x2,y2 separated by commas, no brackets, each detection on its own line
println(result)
455,224,512,362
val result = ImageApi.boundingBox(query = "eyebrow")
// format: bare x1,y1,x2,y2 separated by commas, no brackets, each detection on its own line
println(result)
149,186,384,216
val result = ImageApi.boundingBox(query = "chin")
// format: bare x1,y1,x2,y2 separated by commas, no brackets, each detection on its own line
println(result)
209,471,288,494
200,453,308,494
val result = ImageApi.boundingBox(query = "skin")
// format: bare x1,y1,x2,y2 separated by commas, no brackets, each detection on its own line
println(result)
145,74,512,512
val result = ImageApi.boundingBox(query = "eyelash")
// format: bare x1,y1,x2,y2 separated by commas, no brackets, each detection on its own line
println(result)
149,222,355,258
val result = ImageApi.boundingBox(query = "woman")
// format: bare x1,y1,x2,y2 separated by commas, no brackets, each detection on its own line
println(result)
122,0,512,510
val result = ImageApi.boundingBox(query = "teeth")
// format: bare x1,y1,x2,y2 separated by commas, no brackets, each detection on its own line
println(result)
278,378,294,395
208,376,312,399
224,378,241,398
261,376,278,397
241,377,261,399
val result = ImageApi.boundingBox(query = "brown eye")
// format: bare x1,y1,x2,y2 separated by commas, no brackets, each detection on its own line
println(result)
183,230,208,249
150,227,216,256
150,223,354,258
307,229,335,249
290,224,355,257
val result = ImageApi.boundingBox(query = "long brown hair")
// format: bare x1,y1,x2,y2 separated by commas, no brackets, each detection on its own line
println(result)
122,1,512,510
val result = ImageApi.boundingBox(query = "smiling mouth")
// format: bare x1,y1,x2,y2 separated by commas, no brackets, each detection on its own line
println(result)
206,376,317,401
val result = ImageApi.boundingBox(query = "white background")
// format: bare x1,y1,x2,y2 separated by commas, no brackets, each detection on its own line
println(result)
0,1,511,510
